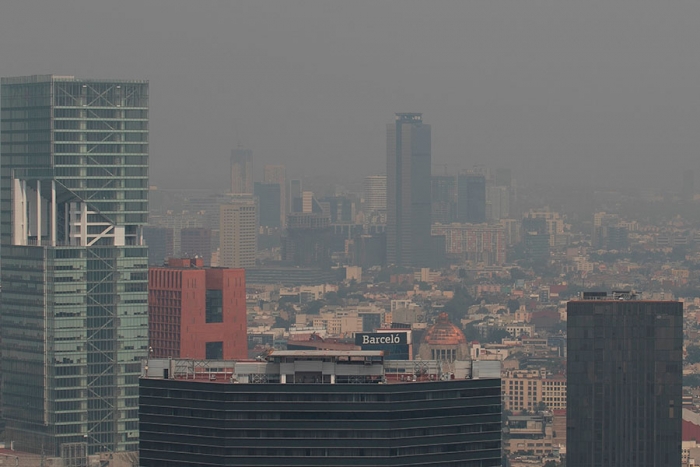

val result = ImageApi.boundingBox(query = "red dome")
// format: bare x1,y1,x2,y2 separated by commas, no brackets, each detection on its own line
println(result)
423,313,467,345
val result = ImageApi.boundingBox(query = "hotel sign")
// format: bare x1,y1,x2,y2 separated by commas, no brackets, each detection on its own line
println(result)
355,333,408,346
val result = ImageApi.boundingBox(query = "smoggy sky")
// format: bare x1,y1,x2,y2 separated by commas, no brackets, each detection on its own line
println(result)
1,1,699,191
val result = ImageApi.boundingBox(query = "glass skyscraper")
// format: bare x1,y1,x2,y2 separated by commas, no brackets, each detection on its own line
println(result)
567,293,682,466
0,75,149,456
386,113,431,267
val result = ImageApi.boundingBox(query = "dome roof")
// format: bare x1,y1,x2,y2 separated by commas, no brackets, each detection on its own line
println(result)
423,313,467,346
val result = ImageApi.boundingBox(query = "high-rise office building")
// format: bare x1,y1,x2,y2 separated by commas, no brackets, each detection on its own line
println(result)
230,147,252,194
386,113,431,267
567,292,682,467
143,226,174,265
264,164,286,227
0,75,149,455
457,174,486,224
254,182,281,228
148,258,247,360
219,198,257,268
431,175,457,224
289,179,302,213
363,175,387,220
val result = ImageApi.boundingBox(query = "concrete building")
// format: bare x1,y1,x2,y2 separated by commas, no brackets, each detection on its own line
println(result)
140,352,502,467
431,223,507,265
0,74,149,455
219,198,257,268
501,369,567,412
230,147,252,194
148,258,247,360
567,292,683,467
254,181,281,228
143,226,174,265
386,113,432,267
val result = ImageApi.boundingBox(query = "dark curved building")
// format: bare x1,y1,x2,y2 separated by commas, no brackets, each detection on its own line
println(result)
140,352,502,467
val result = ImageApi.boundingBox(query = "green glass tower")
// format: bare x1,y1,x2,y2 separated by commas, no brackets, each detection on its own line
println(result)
0,75,149,456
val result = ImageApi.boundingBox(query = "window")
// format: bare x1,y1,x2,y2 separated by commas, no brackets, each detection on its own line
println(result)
206,290,223,323
206,342,223,359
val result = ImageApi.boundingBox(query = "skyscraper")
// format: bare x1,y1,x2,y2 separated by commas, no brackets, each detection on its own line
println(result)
363,175,387,220
386,113,431,267
0,75,149,455
230,147,252,194
254,181,281,228
219,198,257,268
263,164,286,227
457,173,486,223
567,292,682,467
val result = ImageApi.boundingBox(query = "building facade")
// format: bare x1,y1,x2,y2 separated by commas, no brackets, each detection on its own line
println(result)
180,227,212,266
254,181,281,228
363,175,387,222
386,113,432,267
148,258,247,360
0,75,149,455
457,174,486,224
431,223,506,265
567,293,683,467
219,198,257,268
501,370,566,412
140,352,502,467
263,164,286,228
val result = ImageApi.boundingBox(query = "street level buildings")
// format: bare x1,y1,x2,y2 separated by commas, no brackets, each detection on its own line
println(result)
567,292,683,467
0,75,149,455
386,113,432,267
140,352,502,467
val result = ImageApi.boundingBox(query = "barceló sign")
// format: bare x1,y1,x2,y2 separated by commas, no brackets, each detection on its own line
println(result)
356,333,408,346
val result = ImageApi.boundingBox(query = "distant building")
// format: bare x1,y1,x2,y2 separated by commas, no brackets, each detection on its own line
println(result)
289,179,302,213
432,223,507,265
387,113,432,267
143,226,174,265
254,181,282,228
363,175,387,221
180,227,212,265
457,174,486,223
567,293,682,467
431,175,458,224
418,313,470,362
230,147,253,194
282,213,332,268
140,352,502,466
219,198,257,268
264,164,286,227
149,258,247,360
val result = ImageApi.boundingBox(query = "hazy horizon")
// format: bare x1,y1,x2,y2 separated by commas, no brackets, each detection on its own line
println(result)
2,1,700,192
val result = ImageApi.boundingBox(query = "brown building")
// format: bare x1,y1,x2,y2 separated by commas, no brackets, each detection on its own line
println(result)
149,258,247,360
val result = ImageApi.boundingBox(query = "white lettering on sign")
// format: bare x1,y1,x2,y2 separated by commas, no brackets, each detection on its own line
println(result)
361,334,401,345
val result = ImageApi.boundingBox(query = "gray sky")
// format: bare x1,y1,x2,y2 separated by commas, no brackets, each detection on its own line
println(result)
1,1,699,191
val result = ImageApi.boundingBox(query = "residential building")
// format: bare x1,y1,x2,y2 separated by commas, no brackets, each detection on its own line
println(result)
148,258,247,360
139,352,502,467
386,113,432,267
0,74,149,455
431,223,507,265
567,292,683,467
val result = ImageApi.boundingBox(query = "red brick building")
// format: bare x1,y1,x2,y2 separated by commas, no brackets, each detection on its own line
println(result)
149,258,247,360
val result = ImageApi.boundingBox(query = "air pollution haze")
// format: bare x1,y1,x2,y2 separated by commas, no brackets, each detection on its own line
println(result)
1,1,699,191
